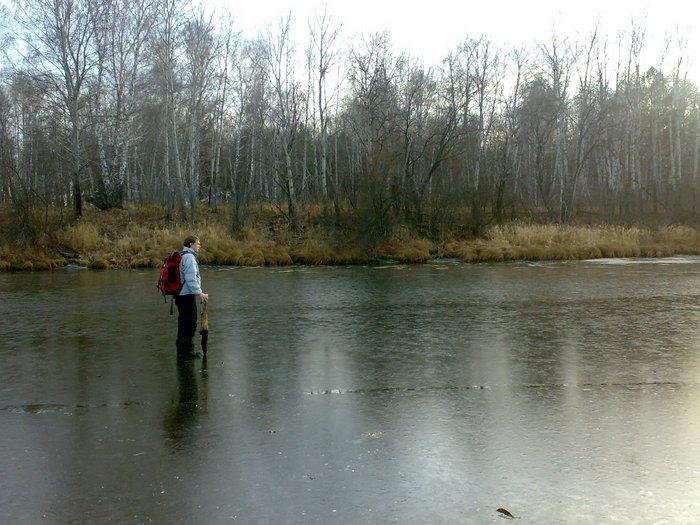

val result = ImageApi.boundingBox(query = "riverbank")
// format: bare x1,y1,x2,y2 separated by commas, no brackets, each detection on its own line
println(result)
2,206,700,271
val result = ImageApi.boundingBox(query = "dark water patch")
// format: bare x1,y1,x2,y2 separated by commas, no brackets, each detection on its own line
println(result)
1,401,148,414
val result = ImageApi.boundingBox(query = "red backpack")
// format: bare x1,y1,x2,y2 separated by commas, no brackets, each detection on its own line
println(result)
158,251,183,296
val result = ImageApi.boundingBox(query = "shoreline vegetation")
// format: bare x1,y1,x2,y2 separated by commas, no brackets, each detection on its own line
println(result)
2,205,700,272
5,3,700,278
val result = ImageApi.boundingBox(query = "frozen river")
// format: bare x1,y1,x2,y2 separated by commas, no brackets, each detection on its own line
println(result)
3,257,700,523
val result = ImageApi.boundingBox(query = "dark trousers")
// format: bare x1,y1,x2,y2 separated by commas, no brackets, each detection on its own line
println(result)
175,294,197,354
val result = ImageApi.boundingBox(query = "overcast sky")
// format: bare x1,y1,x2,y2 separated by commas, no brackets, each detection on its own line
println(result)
210,0,700,78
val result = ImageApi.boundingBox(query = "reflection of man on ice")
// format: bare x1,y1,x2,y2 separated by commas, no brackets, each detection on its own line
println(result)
162,355,209,451
175,236,208,357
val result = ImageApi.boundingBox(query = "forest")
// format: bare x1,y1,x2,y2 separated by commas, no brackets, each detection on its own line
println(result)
1,0,700,269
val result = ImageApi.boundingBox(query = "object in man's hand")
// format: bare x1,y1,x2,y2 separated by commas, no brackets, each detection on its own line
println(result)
200,301,209,355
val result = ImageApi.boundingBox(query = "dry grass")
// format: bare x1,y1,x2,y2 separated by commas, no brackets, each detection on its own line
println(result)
377,228,437,263
2,206,700,271
0,245,65,271
291,238,370,265
438,222,700,262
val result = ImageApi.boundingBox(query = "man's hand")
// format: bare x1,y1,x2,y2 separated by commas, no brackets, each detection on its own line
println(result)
200,293,209,302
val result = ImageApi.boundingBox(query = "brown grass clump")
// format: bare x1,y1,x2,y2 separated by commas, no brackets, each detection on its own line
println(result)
88,258,110,270
476,222,700,261
377,229,437,263
0,245,64,271
439,241,477,262
56,221,108,254
437,223,686,263
646,225,700,255
189,223,294,266
31,258,55,271
476,243,506,262
291,238,369,265
483,223,647,261
264,244,293,265
129,257,158,268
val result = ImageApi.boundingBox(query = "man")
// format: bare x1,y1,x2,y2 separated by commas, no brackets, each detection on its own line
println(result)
175,235,208,357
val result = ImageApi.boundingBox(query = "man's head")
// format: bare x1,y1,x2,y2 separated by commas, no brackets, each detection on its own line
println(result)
184,235,201,252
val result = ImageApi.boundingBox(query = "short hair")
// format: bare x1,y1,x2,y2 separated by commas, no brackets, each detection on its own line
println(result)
183,235,199,247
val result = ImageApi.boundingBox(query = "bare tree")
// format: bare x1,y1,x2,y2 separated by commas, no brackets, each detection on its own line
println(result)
668,34,690,213
564,28,602,221
307,7,342,218
151,0,187,219
89,0,154,208
345,32,402,230
396,59,459,225
540,33,576,222
617,22,645,216
493,45,528,220
228,39,268,230
445,37,504,232
181,7,216,220
265,15,305,228
207,13,239,208
13,0,104,217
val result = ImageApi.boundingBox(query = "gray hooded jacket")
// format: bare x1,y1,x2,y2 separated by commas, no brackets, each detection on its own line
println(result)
179,246,203,296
